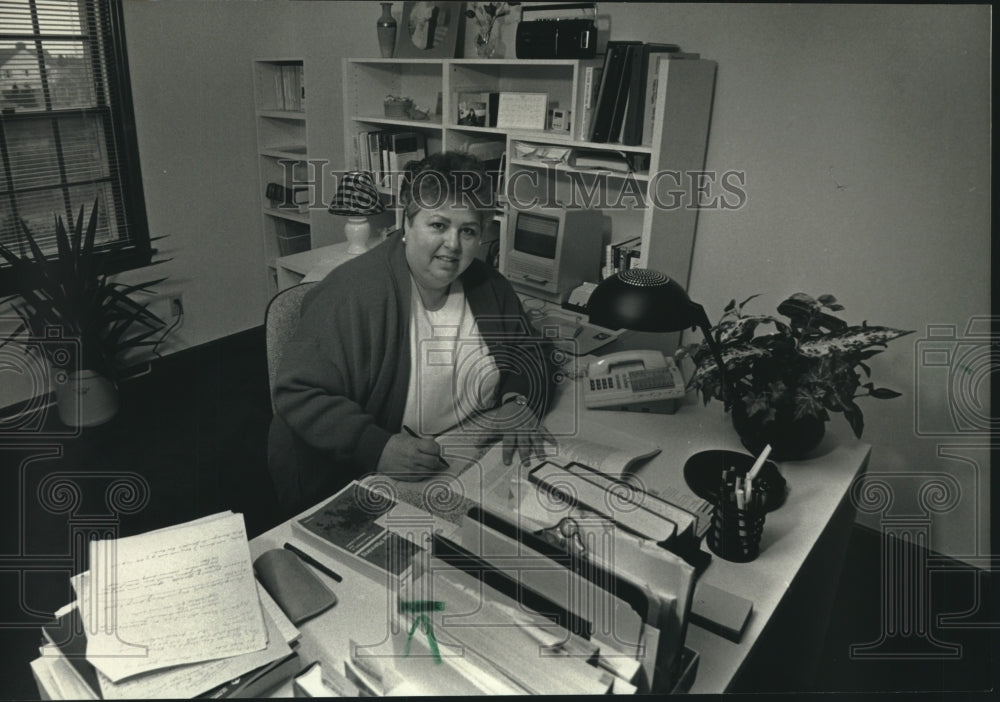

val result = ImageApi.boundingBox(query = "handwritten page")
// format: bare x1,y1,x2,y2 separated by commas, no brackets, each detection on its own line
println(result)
96,585,291,699
80,511,267,682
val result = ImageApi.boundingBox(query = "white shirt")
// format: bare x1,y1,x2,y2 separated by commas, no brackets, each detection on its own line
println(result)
402,278,500,435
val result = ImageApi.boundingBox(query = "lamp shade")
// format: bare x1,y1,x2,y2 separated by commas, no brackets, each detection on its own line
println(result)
328,171,385,216
588,269,701,332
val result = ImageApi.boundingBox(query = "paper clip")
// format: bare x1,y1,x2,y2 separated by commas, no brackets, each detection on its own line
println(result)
399,600,444,664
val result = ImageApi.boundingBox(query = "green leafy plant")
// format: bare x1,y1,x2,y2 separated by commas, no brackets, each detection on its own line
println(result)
0,199,172,379
676,293,913,438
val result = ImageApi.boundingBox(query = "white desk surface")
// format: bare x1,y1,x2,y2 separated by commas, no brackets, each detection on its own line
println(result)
248,376,871,695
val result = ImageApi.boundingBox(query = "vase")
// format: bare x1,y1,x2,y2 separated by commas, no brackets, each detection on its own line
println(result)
54,369,119,428
731,401,826,461
344,216,372,255
475,24,502,58
376,3,397,59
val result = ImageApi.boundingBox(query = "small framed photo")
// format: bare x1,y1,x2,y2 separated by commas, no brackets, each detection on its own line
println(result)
496,92,549,130
457,90,491,126
394,1,463,59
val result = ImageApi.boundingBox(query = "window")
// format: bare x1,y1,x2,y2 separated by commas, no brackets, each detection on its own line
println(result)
0,0,149,293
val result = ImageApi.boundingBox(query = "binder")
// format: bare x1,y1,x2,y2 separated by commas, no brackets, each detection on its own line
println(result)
622,43,681,146
388,132,426,175
589,40,641,143
607,43,640,144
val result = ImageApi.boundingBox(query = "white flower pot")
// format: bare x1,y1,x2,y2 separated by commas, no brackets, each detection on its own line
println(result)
54,369,119,427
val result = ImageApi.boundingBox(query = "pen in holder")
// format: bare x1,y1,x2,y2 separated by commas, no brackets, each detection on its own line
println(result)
708,469,766,563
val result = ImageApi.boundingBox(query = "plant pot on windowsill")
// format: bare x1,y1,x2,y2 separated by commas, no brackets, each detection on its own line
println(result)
53,369,119,427
0,199,175,429
677,292,913,462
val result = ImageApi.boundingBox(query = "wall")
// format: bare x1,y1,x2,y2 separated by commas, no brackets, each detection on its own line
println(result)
119,0,290,354
600,3,990,563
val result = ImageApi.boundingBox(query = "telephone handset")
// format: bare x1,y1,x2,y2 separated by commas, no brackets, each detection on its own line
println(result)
584,350,686,412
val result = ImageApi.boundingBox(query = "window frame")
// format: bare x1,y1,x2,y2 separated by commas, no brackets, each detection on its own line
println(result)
0,0,151,295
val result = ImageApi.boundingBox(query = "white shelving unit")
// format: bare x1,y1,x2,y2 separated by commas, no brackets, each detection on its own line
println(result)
341,57,716,294
253,58,310,295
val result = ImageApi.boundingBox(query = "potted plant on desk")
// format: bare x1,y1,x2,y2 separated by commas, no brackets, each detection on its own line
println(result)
676,293,912,460
0,199,174,427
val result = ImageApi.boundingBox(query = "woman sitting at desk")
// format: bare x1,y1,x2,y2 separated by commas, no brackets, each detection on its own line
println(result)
268,152,554,514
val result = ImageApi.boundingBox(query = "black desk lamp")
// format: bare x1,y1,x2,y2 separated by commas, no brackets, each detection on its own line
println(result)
588,269,730,401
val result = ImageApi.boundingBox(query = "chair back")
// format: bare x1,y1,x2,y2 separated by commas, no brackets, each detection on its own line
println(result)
265,282,317,410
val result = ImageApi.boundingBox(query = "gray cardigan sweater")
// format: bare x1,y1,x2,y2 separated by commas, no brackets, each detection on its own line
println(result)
268,234,553,514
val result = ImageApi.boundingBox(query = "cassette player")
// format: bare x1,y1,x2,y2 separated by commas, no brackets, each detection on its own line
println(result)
515,2,597,59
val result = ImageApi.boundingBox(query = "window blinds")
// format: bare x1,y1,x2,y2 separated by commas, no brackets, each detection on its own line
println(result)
0,0,138,259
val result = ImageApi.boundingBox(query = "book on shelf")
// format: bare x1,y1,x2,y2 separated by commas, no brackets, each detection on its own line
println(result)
622,43,681,146
590,40,641,143
603,236,641,279
578,64,604,141
388,131,427,186
274,64,303,112
355,130,427,194
367,132,380,183
291,480,424,585
266,182,308,209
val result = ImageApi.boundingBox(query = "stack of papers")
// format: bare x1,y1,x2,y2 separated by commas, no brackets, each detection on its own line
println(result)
40,512,300,699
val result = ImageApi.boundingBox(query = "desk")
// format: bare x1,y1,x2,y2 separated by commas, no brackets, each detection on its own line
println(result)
246,379,870,694
30,378,868,696
274,241,358,290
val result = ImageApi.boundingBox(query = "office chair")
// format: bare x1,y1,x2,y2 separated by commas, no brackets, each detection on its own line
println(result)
264,282,317,411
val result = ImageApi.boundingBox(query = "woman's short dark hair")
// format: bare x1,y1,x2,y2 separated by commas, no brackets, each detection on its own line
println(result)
399,151,495,223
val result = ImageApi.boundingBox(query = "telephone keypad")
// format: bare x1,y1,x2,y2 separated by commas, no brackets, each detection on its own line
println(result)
629,368,675,391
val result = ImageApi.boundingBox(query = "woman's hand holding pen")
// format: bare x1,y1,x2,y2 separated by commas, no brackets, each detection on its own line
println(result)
377,428,449,481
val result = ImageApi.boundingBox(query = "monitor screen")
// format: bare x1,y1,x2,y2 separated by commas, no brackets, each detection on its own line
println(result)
513,212,559,259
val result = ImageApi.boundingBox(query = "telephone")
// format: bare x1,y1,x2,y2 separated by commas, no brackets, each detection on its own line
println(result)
584,350,686,413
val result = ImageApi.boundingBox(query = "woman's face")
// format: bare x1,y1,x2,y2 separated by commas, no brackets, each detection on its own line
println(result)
404,204,484,291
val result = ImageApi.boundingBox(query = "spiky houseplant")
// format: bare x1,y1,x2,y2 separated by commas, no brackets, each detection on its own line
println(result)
0,199,171,408
676,293,913,457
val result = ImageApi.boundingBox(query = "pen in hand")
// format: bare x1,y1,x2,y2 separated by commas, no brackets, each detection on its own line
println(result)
402,424,449,469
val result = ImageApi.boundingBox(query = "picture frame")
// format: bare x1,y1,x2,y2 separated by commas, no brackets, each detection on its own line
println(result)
496,92,549,130
394,1,463,59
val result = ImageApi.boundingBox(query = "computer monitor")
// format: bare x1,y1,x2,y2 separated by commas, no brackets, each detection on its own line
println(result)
501,206,604,303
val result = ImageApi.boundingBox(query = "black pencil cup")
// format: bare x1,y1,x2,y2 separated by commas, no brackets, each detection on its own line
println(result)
707,501,766,563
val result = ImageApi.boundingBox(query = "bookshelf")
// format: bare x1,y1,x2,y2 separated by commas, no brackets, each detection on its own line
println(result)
254,58,309,294
341,56,716,291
